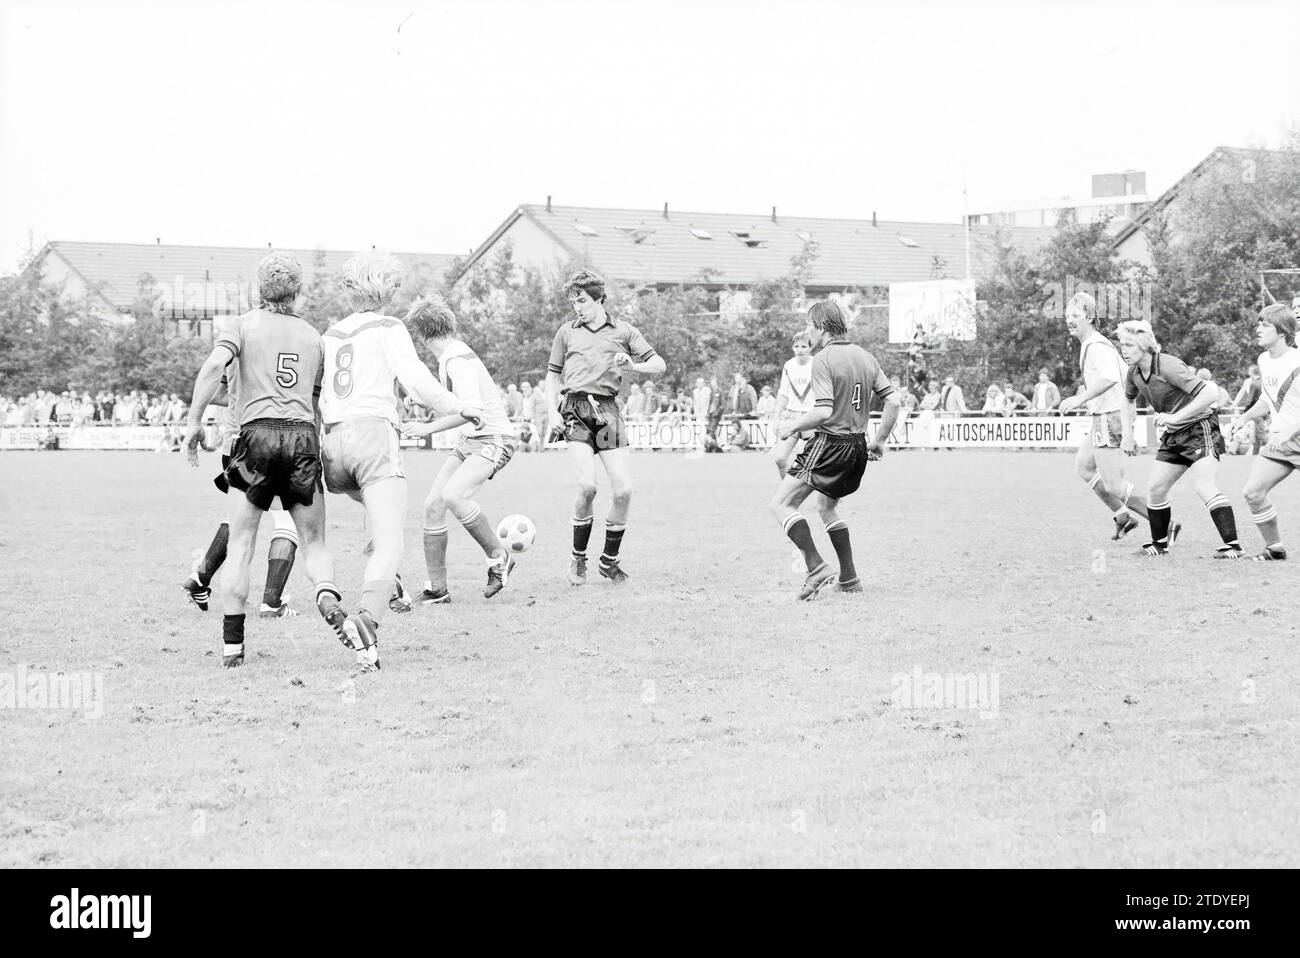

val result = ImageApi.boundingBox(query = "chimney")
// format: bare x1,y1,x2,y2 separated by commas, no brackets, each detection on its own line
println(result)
663,202,669,219
872,211,877,227
771,206,777,222
267,242,272,249
546,195,552,213
155,237,160,245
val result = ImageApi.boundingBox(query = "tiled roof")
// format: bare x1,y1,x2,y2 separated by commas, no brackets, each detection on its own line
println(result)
466,204,1056,288
1112,146,1300,249
35,242,458,311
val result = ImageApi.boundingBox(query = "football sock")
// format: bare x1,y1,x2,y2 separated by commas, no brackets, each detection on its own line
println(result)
423,526,449,590
1206,496,1239,547
222,613,245,647
1251,506,1282,550
455,503,503,558
314,582,342,618
572,514,594,557
1148,501,1172,547
782,514,824,571
196,521,229,586
601,522,626,564
359,579,390,626
262,528,297,609
825,520,856,583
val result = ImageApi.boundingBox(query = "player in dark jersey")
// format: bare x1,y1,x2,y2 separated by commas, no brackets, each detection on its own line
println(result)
770,301,900,600
545,270,665,586
1116,319,1242,557
183,253,373,668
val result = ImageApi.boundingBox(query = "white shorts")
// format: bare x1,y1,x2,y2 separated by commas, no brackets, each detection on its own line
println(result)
321,417,403,495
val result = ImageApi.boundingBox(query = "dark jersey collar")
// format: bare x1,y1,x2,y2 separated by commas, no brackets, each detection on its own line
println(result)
573,312,616,332
1136,352,1160,383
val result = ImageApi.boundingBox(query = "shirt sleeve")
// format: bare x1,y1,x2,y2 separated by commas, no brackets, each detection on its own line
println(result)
215,322,241,360
547,327,568,376
871,365,895,401
313,339,324,397
811,355,834,408
381,321,461,416
443,355,483,407
1123,370,1139,402
1163,355,1204,398
623,323,657,363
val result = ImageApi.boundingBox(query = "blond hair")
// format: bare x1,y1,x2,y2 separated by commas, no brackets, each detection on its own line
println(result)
1116,319,1160,354
406,294,458,340
339,252,403,311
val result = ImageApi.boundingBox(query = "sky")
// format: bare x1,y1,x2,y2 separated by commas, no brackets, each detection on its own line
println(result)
1,0,1297,271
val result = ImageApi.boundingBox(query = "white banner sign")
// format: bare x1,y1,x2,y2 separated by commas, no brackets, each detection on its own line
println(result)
889,279,977,343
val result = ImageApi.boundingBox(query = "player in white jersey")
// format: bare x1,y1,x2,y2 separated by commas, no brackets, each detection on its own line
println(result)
771,330,815,479
318,254,481,668
182,313,302,618
400,294,519,602
1058,293,1150,540
1228,304,1300,560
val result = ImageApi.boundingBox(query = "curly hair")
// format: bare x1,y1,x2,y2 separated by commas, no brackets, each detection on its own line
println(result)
565,269,606,304
257,252,302,312
1067,291,1099,327
340,253,403,311
405,294,458,341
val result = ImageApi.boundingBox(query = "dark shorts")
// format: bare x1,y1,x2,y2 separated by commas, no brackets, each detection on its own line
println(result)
224,418,322,511
1156,417,1224,468
213,454,233,494
560,393,627,452
789,431,869,500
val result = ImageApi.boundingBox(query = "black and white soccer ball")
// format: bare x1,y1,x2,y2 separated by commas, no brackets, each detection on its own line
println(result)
497,514,536,553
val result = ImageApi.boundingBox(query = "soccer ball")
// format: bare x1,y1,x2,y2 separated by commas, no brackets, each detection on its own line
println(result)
497,514,536,553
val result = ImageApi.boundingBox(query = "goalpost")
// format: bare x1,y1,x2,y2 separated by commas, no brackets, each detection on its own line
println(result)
1259,268,1300,310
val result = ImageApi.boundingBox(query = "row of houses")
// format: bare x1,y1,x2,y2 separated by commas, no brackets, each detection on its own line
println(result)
23,146,1294,331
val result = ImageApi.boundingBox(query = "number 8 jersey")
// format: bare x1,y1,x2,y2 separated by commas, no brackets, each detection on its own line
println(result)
320,310,461,426
214,307,324,427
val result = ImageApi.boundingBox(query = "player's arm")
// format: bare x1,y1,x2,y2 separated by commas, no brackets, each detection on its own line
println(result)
1059,375,1114,413
183,342,235,465
617,324,665,375
545,326,568,428
1229,393,1270,433
867,370,900,455
400,355,482,437
382,324,480,425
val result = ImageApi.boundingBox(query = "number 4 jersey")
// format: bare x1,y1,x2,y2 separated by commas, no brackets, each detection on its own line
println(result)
319,311,462,427
811,340,895,436
215,307,324,427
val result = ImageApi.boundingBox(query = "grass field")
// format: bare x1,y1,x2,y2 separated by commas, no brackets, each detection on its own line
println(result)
2,446,1297,867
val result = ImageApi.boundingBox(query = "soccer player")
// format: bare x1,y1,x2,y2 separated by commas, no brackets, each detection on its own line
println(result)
400,294,517,602
1116,319,1241,557
183,314,302,619
318,256,481,667
1057,292,1150,539
546,270,665,585
184,253,363,668
770,301,900,599
1228,304,1300,560
771,330,815,479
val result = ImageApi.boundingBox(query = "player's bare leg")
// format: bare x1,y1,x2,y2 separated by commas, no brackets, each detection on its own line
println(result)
771,476,835,600
217,495,263,668
1185,456,1242,557
1242,457,1292,560
772,433,799,481
596,446,633,583
420,456,461,602
1076,441,1137,539
1093,445,1149,538
814,492,860,593
1141,461,1188,555
442,456,513,597
568,442,599,585
286,494,368,661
